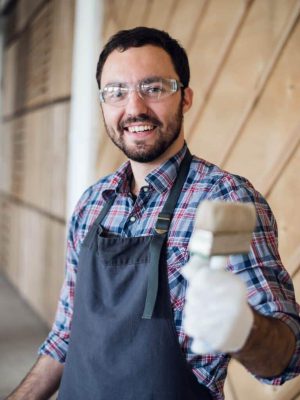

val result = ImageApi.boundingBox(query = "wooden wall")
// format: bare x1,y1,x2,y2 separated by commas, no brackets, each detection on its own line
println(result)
1,0,300,399
99,1,300,399
0,0,74,324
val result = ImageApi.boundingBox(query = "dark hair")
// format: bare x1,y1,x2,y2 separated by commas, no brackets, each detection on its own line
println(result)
96,26,190,89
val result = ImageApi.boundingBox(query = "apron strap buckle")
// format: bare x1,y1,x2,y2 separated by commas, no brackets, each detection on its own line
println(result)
154,213,171,235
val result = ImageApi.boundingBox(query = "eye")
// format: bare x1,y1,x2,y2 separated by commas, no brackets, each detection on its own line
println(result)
104,85,127,102
141,82,164,97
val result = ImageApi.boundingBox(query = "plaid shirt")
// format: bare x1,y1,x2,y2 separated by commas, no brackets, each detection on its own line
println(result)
39,144,300,400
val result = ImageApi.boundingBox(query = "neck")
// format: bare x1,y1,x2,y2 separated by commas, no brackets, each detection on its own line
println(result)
130,138,185,196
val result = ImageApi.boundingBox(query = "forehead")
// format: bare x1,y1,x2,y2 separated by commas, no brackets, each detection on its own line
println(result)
101,45,178,86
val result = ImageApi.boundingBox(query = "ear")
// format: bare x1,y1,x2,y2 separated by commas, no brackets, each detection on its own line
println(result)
182,87,193,114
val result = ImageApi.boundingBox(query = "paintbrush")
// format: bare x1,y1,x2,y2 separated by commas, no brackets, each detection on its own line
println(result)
188,200,256,268
182,200,257,353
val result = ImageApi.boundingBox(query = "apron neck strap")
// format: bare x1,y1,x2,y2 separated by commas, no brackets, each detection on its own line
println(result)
155,148,192,235
84,195,116,248
142,148,193,319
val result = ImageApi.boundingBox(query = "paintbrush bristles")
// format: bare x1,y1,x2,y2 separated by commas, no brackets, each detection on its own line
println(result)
194,201,256,233
189,201,256,257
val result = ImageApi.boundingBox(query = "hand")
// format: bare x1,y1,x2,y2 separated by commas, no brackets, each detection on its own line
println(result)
182,255,254,354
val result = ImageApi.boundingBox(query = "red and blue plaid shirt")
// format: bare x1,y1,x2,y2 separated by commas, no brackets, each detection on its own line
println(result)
39,144,300,399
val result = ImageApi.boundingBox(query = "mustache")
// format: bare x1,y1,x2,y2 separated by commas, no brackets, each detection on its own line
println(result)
119,114,162,129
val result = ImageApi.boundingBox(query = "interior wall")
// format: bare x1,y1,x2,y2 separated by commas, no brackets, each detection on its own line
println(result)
1,1,300,399
97,1,300,399
0,0,74,324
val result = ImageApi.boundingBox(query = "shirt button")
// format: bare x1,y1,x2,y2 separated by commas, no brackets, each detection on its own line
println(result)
143,187,149,192
129,216,136,222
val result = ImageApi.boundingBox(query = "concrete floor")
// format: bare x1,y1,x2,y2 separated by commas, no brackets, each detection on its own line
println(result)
0,274,50,398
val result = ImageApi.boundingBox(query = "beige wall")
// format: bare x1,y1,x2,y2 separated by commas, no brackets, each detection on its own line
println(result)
0,0,74,323
1,0,300,399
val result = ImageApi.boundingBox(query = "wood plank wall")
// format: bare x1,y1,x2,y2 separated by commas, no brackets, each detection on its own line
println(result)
98,1,300,399
1,0,300,399
0,0,74,325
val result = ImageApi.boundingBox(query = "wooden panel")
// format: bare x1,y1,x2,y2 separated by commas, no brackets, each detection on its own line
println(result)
97,133,126,178
2,43,18,117
144,0,177,30
11,118,26,198
167,0,208,49
22,110,47,208
8,204,65,324
0,122,13,193
289,248,300,280
4,203,21,287
223,2,300,192
48,0,74,100
15,31,30,112
0,198,11,274
266,143,300,275
21,0,74,108
102,15,119,45
17,206,47,316
3,2,18,44
120,0,150,30
105,0,132,34
48,104,69,216
25,1,54,107
20,104,68,218
261,122,300,198
0,200,66,326
223,375,237,400
185,0,251,136
43,219,66,324
188,0,297,166
227,359,300,400
16,0,45,32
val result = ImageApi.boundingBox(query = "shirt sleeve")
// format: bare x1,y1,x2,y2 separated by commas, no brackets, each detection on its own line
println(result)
209,173,300,384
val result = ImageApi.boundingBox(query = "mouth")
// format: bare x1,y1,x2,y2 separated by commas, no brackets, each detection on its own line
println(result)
120,115,161,138
125,124,155,133
122,124,157,137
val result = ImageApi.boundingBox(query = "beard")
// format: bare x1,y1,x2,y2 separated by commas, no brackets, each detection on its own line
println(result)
103,100,184,163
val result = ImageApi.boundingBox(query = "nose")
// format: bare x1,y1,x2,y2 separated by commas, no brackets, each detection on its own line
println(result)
124,89,149,116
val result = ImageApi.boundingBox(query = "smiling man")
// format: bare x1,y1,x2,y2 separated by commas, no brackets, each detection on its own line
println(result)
7,27,300,400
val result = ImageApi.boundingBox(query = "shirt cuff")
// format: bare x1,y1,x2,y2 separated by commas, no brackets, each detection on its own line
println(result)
255,313,300,385
38,330,69,364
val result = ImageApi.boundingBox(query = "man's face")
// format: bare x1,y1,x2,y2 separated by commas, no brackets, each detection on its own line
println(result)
100,45,192,163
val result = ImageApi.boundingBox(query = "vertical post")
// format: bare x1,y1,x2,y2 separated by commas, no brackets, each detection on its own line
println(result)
66,0,103,218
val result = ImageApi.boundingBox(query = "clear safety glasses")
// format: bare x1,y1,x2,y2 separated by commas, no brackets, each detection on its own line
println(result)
99,77,183,106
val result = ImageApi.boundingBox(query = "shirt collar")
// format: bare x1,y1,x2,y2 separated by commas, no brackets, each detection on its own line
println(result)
145,143,188,193
102,161,133,200
102,143,188,199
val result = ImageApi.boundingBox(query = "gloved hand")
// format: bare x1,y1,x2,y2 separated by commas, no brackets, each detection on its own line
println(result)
182,254,254,354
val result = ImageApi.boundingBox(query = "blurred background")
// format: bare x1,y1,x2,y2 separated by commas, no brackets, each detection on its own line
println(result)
0,0,300,398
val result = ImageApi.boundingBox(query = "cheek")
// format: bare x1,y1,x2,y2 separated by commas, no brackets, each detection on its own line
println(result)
102,107,123,127
150,102,174,121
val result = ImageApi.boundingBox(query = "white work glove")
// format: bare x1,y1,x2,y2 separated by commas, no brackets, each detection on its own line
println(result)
182,254,254,354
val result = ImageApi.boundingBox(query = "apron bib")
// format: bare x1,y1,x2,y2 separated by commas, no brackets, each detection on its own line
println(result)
58,150,212,399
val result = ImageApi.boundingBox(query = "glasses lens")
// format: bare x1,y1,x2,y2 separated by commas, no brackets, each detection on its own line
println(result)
140,78,177,100
102,84,128,104
140,79,163,99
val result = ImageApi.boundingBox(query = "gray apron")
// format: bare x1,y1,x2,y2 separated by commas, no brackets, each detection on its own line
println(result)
58,149,212,399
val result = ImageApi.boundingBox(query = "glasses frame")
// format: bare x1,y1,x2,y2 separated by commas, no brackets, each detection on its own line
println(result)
99,77,184,106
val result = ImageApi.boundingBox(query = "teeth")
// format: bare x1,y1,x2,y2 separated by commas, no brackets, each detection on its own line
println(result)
127,125,153,133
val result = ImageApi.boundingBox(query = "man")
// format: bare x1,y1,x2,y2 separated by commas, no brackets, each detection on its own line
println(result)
7,27,300,400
